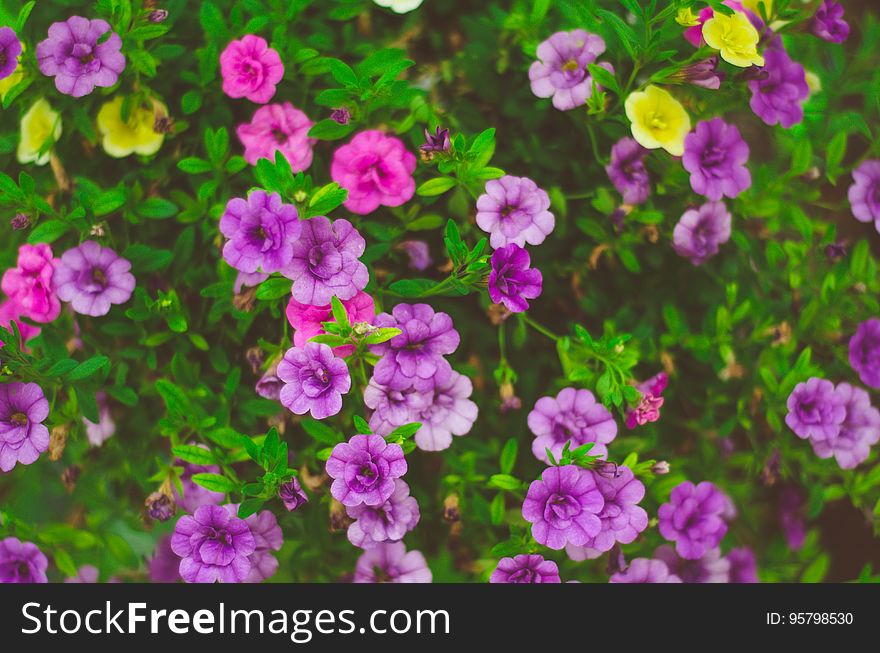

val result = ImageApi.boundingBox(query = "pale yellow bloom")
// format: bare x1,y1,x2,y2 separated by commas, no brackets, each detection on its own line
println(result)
18,98,62,166
96,96,166,158
675,7,701,27
624,85,691,157
0,43,26,102
805,71,822,96
741,0,772,16
702,11,765,68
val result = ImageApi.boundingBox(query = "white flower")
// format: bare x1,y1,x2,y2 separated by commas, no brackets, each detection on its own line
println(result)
373,0,424,14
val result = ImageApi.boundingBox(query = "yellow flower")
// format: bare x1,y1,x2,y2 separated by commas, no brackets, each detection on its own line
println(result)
805,71,822,97
0,43,26,102
741,0,772,16
702,11,765,68
624,85,691,157
96,96,166,159
17,98,62,167
675,7,700,28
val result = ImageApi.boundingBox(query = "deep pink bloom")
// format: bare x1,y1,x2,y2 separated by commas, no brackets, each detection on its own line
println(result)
236,102,315,169
0,300,41,344
625,372,668,429
488,244,543,313
726,547,759,583
522,465,605,550
684,7,715,47
2,245,60,324
330,130,417,215
285,290,375,357
220,35,283,104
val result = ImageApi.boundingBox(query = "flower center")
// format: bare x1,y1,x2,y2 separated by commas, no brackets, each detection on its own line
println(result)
0,53,6,67
373,566,391,583
208,527,233,546
647,112,668,131
509,568,536,583
271,127,286,144
92,267,108,286
500,205,514,218
562,59,579,72
316,367,330,385
10,412,28,426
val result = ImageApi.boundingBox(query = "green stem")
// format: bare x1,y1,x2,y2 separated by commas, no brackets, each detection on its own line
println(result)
521,314,560,341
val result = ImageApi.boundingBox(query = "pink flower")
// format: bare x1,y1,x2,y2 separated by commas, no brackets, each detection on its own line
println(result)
285,291,375,357
236,102,315,170
0,300,40,345
330,130,416,215
1,244,60,324
219,35,284,104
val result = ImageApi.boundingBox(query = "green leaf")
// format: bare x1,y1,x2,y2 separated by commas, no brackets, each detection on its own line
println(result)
488,474,522,491
353,415,372,434
825,132,847,182
363,327,402,345
327,58,359,88
330,296,350,328
136,198,178,220
301,418,343,445
587,63,620,95
171,444,216,466
308,182,349,216
237,499,265,519
388,278,437,297
386,422,422,441
416,177,457,197
307,119,355,141
407,214,445,231
255,277,293,301
92,189,127,216
177,157,214,174
191,473,236,494
467,128,496,169
27,220,71,245
67,355,110,382
500,438,518,474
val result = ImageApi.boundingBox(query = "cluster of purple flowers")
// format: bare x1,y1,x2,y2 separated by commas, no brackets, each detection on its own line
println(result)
786,374,880,470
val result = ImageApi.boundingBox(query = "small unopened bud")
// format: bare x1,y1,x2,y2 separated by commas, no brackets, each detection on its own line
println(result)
593,460,620,478
49,424,70,461
278,478,308,512
89,223,106,237
330,107,350,125
145,491,176,522
294,190,308,204
245,346,264,375
10,213,30,230
153,114,175,134
499,382,521,413
652,460,670,475
148,9,169,23
443,494,461,523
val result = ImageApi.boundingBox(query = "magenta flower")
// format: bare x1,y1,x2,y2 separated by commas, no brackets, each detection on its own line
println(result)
810,383,880,469
398,240,433,271
326,434,407,507
171,505,256,583
605,137,650,205
0,537,48,583
672,201,732,265
682,118,751,201
812,1,849,44
658,481,730,560
220,190,301,275
36,17,125,97
527,387,617,464
850,318,880,388
726,547,759,583
420,126,451,154
566,467,648,556
522,465,605,550
353,541,431,583
277,342,351,420
412,370,478,452
370,303,460,390
330,130,416,215
0,27,22,80
278,479,308,512
654,545,730,583
0,382,50,473
0,300,41,344
490,554,561,584
1,244,60,324
683,7,715,47
748,48,808,128
625,372,668,429
785,377,846,442
528,30,611,111
220,35,283,104
488,244,543,313
52,241,135,317
283,216,368,305
285,290,375,357
346,479,420,549
476,176,555,248
236,102,315,170
848,160,880,231
609,558,681,583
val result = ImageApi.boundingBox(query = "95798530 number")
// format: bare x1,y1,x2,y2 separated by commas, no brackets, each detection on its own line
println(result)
766,613,854,625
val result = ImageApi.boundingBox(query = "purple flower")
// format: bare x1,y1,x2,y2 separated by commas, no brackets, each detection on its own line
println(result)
52,241,135,317
779,485,806,550
330,107,351,125
283,216,368,305
229,506,283,583
849,319,880,388
353,541,432,583
171,505,256,583
412,370,478,452
528,30,610,111
255,365,284,401
172,446,225,513
671,56,725,90
278,478,308,512
726,547,759,583
565,467,648,556
346,479,420,549
82,392,115,446
625,372,668,429
149,535,181,583
476,176,555,248
810,383,880,469
522,465,605,550
605,137,650,205
420,126,451,154
277,343,351,420
672,201,732,265
370,303,460,390
657,481,730,560
682,118,751,201
66,565,100,583
0,537,48,583
488,244,543,313
527,387,617,464
145,492,176,522
364,376,434,436
326,434,407,507
0,382,50,473
812,1,849,44
785,377,846,442
36,17,125,98
490,554,561,584
848,160,880,231
0,27,22,80
220,190,301,275
748,48,808,128
654,545,730,583
609,558,681,583
398,240,432,271
10,213,30,230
